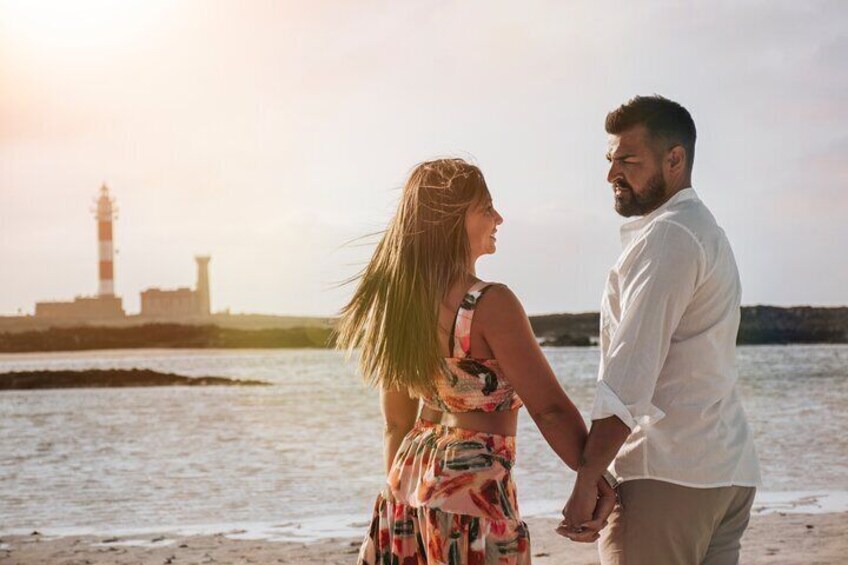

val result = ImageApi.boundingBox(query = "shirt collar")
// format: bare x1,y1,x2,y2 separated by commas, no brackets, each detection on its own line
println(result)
619,187,698,247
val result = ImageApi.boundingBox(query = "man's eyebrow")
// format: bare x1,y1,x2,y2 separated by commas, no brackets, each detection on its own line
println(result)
607,153,637,161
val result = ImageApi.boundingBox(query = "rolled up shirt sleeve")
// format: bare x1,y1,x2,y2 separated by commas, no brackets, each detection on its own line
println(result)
592,220,705,431
592,379,666,430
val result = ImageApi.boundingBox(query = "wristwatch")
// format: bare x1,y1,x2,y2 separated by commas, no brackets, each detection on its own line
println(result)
602,470,620,490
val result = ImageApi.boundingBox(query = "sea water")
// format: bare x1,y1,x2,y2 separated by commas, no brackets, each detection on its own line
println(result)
1,345,846,541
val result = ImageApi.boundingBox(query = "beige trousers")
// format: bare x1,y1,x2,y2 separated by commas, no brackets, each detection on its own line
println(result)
598,479,756,565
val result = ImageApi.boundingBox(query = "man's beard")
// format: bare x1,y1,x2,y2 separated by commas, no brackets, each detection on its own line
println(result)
613,171,667,217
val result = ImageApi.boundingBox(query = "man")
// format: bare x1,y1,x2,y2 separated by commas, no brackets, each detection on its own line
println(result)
560,95,761,564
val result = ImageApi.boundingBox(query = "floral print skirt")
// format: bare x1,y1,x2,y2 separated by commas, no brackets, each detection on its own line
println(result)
357,419,531,564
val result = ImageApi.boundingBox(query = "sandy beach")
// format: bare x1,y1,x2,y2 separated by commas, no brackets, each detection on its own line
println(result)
2,512,845,564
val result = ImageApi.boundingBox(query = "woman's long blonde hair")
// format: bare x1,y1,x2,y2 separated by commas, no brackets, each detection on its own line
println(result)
336,158,490,395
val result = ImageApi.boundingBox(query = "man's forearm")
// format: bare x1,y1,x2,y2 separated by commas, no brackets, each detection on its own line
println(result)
577,416,631,481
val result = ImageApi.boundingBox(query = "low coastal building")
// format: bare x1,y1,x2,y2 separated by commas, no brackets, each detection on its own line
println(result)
34,295,125,319
140,256,211,319
139,288,197,317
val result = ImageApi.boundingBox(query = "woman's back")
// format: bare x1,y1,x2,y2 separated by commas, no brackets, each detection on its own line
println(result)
437,278,496,358
423,278,523,436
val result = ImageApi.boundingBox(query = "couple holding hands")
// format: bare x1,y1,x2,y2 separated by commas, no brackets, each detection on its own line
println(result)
338,95,761,565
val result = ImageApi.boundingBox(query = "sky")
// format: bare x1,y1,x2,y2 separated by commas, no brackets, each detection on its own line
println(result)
1,0,846,317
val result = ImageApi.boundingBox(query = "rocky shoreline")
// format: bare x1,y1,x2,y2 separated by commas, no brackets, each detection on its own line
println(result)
0,324,335,353
0,305,845,353
0,369,272,390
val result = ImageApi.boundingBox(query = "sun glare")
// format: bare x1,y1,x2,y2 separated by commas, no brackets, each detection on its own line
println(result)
0,0,174,54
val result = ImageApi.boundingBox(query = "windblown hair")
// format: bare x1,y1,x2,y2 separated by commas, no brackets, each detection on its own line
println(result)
336,158,489,395
606,95,697,172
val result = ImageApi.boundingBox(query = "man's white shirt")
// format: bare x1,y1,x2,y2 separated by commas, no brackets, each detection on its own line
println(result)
592,187,761,488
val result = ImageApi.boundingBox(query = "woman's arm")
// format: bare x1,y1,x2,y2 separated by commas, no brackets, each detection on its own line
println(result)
476,285,588,470
380,387,419,474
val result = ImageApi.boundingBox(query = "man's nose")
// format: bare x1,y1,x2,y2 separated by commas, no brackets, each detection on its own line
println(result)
607,163,620,185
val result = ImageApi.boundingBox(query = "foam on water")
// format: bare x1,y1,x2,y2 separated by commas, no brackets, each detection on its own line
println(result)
518,490,848,520
1,492,845,544
0,515,369,544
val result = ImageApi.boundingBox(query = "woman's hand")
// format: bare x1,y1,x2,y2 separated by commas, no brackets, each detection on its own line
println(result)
557,476,616,543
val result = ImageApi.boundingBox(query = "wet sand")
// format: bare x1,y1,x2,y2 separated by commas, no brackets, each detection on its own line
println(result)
2,512,844,564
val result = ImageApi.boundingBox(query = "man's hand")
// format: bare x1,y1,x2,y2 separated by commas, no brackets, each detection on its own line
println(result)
587,477,617,532
558,475,600,542
557,476,617,543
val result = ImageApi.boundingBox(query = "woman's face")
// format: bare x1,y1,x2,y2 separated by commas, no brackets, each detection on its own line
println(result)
465,193,503,260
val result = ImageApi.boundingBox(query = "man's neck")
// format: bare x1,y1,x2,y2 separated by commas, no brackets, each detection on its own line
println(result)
641,183,692,216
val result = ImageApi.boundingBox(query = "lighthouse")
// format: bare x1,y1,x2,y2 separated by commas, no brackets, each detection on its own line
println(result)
34,183,125,319
95,184,118,297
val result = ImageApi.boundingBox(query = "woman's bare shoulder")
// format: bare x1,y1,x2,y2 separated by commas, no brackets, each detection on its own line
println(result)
476,283,529,328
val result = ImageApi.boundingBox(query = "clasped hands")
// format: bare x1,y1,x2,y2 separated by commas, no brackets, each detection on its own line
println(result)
557,474,618,543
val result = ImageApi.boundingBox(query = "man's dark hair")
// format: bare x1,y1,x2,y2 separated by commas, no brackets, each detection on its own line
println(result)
606,95,697,172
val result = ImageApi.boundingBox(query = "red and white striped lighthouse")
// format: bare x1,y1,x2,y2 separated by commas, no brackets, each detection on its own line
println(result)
94,184,118,297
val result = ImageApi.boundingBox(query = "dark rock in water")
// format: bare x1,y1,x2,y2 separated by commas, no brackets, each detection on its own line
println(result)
0,369,272,390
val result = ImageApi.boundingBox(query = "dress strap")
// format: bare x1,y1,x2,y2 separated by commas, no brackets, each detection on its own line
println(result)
450,281,494,358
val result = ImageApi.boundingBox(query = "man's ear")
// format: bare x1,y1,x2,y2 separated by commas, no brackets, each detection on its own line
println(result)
667,145,686,173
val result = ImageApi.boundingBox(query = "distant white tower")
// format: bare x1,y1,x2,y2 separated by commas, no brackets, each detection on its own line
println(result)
94,184,118,297
195,255,211,316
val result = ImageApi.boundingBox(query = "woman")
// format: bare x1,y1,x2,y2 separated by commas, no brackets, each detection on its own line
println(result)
337,158,613,564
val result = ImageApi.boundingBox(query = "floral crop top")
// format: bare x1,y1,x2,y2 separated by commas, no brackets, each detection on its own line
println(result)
420,281,524,413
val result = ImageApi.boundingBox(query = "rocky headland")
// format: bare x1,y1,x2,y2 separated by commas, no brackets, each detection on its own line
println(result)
530,306,848,346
